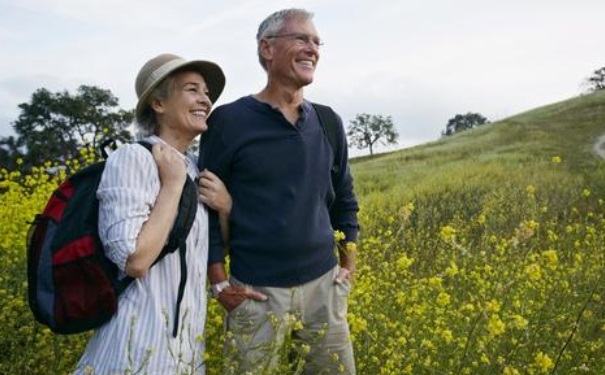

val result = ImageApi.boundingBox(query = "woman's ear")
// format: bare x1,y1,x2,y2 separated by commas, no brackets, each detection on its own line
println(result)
150,98,165,115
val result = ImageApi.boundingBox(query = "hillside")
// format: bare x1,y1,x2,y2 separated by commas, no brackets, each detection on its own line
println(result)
351,89,605,198
341,90,605,373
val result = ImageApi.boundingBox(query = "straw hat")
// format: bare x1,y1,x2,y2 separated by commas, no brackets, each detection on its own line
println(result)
135,53,225,122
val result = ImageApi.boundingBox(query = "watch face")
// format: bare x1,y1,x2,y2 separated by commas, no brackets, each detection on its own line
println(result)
212,281,230,297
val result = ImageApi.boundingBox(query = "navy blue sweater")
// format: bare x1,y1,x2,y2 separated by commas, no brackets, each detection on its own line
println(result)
199,96,359,287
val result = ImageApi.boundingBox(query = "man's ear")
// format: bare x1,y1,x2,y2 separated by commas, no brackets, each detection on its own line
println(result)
259,38,273,63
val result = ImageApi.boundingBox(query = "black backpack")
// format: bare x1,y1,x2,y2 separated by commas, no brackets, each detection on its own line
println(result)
26,141,197,337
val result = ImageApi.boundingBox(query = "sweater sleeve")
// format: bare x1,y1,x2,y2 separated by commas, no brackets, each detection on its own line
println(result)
329,112,360,242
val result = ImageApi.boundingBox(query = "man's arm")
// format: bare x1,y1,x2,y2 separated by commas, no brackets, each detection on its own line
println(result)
329,111,360,283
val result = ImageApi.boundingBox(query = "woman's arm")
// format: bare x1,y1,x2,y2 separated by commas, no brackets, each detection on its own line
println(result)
125,144,186,278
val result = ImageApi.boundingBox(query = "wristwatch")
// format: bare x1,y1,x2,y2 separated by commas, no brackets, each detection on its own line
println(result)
210,280,231,298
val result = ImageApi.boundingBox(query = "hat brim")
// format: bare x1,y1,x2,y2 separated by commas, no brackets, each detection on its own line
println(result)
135,59,225,122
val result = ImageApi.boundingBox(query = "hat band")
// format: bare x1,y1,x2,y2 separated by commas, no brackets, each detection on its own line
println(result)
142,58,188,98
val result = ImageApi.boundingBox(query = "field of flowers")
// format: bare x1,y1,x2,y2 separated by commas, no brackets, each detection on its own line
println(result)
344,157,605,375
1,91,605,374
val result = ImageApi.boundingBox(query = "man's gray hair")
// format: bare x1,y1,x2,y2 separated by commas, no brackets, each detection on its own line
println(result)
256,8,314,71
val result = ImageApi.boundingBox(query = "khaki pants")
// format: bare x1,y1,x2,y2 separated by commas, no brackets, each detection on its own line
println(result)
223,266,356,375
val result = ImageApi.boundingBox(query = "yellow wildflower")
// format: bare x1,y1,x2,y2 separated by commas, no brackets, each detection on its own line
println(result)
334,230,345,242
445,261,459,277
510,314,528,330
396,254,414,272
487,314,506,337
541,250,558,270
436,292,451,307
526,263,542,281
534,351,554,373
503,366,521,375
485,299,501,312
440,225,456,242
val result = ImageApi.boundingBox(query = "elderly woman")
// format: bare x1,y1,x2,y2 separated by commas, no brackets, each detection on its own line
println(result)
74,54,230,374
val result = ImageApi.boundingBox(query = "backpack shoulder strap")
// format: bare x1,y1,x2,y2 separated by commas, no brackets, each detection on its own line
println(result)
312,103,338,153
137,140,197,338
312,102,341,175
136,141,198,255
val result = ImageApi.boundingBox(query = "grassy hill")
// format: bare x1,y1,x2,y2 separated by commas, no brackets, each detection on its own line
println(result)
352,89,605,197
343,90,605,374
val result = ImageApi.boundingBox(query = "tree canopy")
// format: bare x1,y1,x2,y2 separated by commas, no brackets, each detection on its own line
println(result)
583,67,605,93
443,112,489,136
1,85,133,171
347,113,399,156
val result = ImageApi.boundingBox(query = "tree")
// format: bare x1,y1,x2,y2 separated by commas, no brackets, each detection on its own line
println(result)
0,136,22,171
347,113,399,156
2,85,133,170
583,66,605,93
443,112,489,136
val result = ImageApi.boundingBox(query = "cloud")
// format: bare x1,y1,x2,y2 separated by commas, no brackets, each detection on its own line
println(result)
0,74,86,135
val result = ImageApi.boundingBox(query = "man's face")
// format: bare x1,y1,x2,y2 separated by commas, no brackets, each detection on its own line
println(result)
265,17,321,89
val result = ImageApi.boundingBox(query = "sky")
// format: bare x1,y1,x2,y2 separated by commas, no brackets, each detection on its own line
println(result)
1,0,604,156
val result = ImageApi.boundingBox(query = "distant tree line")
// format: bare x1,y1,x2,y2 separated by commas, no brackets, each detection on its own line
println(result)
0,85,133,171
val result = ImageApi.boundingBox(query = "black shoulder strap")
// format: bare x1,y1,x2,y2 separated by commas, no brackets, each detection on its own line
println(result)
136,141,198,256
312,102,341,175
161,177,198,257
165,177,197,337
137,140,197,338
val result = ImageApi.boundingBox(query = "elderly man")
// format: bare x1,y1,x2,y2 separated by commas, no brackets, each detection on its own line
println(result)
200,8,360,375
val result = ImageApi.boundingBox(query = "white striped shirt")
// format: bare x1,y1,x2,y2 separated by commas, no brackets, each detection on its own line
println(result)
74,137,208,375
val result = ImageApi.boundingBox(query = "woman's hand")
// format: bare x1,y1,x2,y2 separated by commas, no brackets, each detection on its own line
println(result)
199,169,232,215
152,143,187,189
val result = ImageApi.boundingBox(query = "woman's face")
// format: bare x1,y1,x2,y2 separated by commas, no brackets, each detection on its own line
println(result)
153,70,212,138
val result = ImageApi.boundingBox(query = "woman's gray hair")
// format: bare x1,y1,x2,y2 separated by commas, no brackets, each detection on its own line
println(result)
136,75,175,136
256,8,314,71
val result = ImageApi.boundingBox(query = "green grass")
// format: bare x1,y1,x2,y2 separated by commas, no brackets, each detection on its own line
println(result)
343,90,605,374
353,90,605,197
